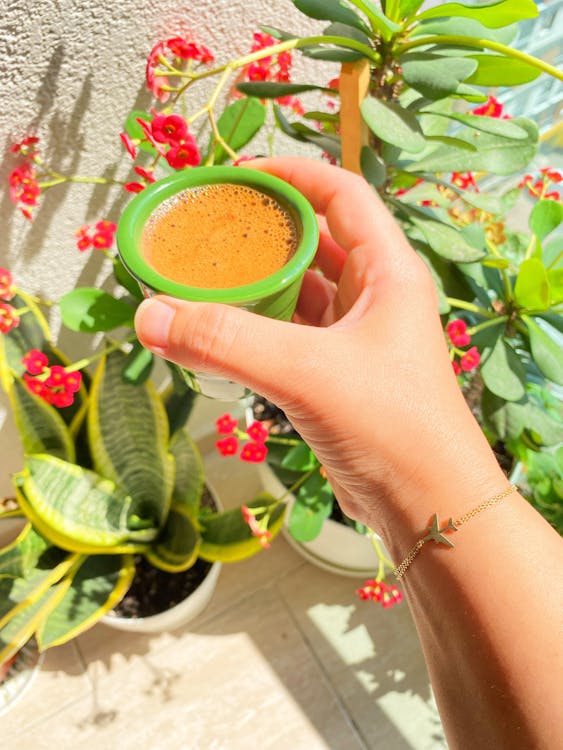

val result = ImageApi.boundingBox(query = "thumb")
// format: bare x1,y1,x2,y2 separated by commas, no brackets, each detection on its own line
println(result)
134,295,321,407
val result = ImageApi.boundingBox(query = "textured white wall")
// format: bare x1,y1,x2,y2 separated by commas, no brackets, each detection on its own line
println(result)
0,0,332,494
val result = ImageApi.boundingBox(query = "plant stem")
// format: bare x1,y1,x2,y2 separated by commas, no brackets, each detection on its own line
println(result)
67,334,137,373
467,315,509,336
397,35,563,81
524,233,537,260
279,467,318,503
546,251,562,271
446,298,496,318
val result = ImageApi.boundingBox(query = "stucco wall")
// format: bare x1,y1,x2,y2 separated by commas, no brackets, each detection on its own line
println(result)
0,0,330,494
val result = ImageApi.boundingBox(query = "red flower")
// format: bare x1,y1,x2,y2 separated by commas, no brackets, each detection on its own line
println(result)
146,41,170,103
75,226,91,252
240,441,268,463
446,319,471,347
167,37,202,59
241,505,272,548
22,349,48,375
134,166,156,183
75,221,116,251
91,230,114,250
472,95,505,118
216,436,239,456
124,182,145,193
0,303,20,334
9,163,41,217
10,136,39,157
233,155,255,166
61,370,82,393
246,420,269,443
247,62,269,81
216,413,238,435
452,360,462,376
151,114,189,144
165,137,201,168
451,172,478,191
0,268,15,301
356,579,403,609
460,346,481,372
120,132,137,160
540,167,562,183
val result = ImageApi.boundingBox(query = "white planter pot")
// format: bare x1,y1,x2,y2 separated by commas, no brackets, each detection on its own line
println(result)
257,462,385,579
102,480,223,634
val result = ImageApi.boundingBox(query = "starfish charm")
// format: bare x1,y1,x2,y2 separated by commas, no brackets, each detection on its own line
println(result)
422,513,458,547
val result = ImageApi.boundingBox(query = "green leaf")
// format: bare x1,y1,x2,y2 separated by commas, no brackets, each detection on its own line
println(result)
398,0,424,19
348,0,402,37
0,573,71,664
113,256,143,299
288,472,333,542
17,456,158,550
424,134,477,151
526,403,563,447
408,116,538,175
9,378,75,462
145,505,201,572
124,110,156,154
293,0,371,33
323,21,371,45
274,105,342,158
122,341,154,385
412,17,518,44
168,430,204,514
417,110,529,140
514,258,550,312
481,389,528,440
88,350,175,530
410,216,486,261
361,146,387,188
236,82,331,98
199,495,285,562
465,54,541,86
481,334,526,401
548,269,563,305
0,294,51,388
361,97,426,153
523,316,563,386
529,200,563,244
417,0,538,29
0,524,55,579
59,289,135,333
162,363,197,435
281,443,319,472
37,554,135,649
400,54,478,99
209,97,266,164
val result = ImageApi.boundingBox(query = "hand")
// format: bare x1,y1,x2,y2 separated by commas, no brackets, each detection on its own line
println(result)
135,158,506,540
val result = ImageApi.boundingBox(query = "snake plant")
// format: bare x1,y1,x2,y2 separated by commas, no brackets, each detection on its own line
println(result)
0,294,284,663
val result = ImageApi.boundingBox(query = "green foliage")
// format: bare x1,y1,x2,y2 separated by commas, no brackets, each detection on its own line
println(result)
59,288,135,333
417,0,538,29
207,97,266,164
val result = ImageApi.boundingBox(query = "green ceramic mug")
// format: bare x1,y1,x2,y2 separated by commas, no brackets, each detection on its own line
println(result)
116,166,319,400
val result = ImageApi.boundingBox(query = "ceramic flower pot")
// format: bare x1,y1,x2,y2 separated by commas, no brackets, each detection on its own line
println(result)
101,481,223,634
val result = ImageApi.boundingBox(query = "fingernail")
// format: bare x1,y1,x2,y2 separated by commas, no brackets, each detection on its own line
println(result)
135,298,176,354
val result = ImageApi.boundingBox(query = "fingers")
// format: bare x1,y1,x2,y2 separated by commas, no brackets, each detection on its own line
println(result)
246,157,413,271
135,295,326,409
315,215,346,282
295,269,337,326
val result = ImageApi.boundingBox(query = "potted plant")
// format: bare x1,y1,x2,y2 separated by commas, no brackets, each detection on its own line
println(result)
0,276,285,661
4,1,561,610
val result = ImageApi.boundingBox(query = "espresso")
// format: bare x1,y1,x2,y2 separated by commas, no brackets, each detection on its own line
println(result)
141,183,299,289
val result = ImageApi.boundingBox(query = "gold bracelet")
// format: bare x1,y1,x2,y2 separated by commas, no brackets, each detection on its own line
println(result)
393,484,518,580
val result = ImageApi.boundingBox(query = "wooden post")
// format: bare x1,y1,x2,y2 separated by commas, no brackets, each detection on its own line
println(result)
339,59,371,175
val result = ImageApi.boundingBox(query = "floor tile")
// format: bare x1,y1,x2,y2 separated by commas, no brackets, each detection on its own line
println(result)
278,564,447,749
9,588,364,750
1,642,90,741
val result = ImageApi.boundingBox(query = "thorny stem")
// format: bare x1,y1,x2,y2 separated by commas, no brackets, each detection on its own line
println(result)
486,239,513,300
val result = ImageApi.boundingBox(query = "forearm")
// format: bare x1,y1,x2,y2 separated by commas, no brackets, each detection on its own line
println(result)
382,481,563,749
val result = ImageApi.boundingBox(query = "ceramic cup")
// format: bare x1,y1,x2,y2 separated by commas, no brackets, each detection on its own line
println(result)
116,166,319,400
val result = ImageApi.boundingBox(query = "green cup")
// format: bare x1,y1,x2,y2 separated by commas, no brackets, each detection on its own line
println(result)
116,166,319,400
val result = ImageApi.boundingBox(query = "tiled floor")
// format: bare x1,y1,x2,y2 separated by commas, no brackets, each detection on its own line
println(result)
1,399,447,750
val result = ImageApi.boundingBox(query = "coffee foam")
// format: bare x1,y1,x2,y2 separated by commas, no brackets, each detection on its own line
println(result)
141,183,299,289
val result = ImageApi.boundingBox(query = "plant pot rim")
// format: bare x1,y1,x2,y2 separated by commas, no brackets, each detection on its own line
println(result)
101,479,223,633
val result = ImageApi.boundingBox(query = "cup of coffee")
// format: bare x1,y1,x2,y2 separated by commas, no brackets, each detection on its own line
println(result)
116,166,319,400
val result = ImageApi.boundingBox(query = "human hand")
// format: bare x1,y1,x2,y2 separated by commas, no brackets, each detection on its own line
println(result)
135,158,506,540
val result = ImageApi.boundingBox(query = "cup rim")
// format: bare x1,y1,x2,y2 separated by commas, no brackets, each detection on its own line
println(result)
116,166,319,304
